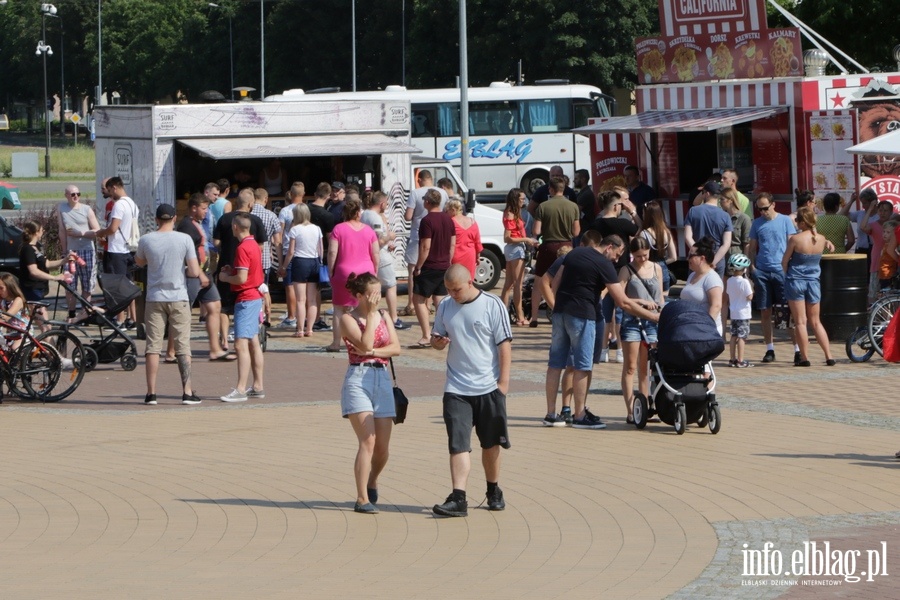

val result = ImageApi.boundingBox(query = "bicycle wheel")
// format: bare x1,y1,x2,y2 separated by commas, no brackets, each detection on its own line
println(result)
867,295,900,357
9,342,62,401
32,330,87,402
845,326,874,363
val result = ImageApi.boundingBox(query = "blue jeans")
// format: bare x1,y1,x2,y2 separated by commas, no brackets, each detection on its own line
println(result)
548,312,596,371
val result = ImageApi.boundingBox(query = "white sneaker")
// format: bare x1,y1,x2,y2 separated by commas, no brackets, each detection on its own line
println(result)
227,328,236,342
220,389,248,402
61,358,75,370
616,351,624,363
599,349,609,363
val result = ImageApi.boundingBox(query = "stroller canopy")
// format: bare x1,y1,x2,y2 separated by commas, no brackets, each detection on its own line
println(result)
656,300,725,370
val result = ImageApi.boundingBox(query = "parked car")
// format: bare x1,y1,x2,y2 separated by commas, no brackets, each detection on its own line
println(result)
0,214,23,276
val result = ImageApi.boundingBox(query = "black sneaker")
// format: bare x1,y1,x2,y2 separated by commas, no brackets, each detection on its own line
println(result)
762,350,776,363
144,393,157,405
486,487,505,511
572,408,607,429
541,413,567,427
124,319,137,330
433,494,468,517
793,351,801,366
560,407,573,425
608,339,618,350
312,320,332,332
182,392,202,405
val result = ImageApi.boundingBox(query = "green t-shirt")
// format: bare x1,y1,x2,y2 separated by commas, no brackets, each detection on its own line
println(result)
535,196,580,242
817,214,851,254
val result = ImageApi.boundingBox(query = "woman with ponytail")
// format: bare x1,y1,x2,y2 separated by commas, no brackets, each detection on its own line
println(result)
782,206,834,367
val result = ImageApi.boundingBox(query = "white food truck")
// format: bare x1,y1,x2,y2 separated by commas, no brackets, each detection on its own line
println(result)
93,100,507,289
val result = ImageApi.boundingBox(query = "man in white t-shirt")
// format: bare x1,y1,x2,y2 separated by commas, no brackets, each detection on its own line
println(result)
403,170,448,314
95,176,140,328
430,265,512,517
277,182,305,325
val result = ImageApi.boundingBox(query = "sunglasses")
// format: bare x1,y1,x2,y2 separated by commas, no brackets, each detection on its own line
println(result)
68,192,81,197
758,205,772,211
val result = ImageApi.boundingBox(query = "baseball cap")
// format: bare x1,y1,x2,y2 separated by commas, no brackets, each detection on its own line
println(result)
156,204,177,220
332,181,345,190
701,181,722,195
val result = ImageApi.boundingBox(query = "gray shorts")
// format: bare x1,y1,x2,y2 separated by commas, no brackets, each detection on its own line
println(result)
442,389,511,454
404,237,419,266
341,363,396,418
378,262,397,289
504,243,526,261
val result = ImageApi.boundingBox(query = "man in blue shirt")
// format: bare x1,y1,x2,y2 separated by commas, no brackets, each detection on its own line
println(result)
684,181,733,278
748,192,796,363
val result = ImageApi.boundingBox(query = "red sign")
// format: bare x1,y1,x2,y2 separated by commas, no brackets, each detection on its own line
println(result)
660,0,768,36
588,120,640,193
635,28,802,84
862,175,900,210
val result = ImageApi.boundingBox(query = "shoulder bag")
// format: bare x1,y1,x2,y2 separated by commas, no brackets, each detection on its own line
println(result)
389,357,409,424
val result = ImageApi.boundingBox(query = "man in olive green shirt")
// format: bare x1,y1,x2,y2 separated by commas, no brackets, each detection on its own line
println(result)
530,177,580,326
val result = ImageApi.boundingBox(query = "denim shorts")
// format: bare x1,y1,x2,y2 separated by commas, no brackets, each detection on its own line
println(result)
785,277,821,304
620,313,658,343
234,298,263,339
753,268,785,310
340,364,395,418
548,312,596,371
504,243,526,261
601,294,623,324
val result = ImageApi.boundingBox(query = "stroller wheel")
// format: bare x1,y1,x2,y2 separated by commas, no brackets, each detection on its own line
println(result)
82,347,99,373
121,353,138,372
673,403,687,435
707,403,722,434
632,392,648,429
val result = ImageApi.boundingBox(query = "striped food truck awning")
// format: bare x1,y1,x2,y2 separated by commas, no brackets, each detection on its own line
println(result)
573,107,788,134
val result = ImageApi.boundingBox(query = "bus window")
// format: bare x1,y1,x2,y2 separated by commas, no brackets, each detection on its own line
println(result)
437,103,460,137
573,99,600,128
412,107,435,138
521,98,572,133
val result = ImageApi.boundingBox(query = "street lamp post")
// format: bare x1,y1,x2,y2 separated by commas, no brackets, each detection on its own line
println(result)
38,3,57,178
209,3,234,101
97,0,102,107
260,0,264,98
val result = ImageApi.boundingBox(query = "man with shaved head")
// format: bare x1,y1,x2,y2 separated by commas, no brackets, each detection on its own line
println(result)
430,264,512,518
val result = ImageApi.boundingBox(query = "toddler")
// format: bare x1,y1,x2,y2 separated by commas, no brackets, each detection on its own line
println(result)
726,254,754,368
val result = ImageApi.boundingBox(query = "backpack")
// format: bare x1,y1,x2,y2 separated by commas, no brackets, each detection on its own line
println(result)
119,198,141,252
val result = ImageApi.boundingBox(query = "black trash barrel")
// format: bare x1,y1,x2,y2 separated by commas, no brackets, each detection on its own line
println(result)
819,254,867,341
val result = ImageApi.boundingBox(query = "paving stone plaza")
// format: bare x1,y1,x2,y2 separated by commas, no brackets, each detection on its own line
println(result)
0,312,897,599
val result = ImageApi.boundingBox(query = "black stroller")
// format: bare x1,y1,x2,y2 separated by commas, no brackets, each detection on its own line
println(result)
632,300,724,435
57,273,141,371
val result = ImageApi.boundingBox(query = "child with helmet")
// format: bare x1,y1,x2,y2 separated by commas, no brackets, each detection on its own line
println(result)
726,253,754,367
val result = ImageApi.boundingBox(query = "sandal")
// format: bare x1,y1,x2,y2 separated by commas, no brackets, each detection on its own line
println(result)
292,332,304,338
398,306,414,317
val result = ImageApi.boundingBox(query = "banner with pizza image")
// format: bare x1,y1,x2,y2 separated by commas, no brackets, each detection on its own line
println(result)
635,27,802,84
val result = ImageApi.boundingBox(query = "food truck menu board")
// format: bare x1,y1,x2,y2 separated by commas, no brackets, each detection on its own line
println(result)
635,28,802,84
807,110,858,198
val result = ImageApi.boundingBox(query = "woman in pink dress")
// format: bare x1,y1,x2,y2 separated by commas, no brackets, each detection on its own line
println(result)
445,198,482,279
325,199,379,351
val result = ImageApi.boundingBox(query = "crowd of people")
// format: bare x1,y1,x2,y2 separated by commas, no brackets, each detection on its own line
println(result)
9,162,899,515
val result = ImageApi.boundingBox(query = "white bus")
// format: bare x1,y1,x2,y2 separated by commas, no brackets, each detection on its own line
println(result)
269,82,614,198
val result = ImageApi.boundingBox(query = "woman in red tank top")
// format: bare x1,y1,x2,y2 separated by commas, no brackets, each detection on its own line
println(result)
339,272,401,514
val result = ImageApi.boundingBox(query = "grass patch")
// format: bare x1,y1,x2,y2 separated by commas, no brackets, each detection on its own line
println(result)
0,143,95,176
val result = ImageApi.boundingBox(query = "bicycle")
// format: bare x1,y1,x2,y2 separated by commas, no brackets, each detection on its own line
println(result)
865,290,900,357
0,303,87,403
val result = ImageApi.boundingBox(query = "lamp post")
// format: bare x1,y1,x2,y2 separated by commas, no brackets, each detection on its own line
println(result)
97,0,102,107
351,0,356,92
260,0,264,98
42,6,65,136
208,3,234,100
38,3,57,178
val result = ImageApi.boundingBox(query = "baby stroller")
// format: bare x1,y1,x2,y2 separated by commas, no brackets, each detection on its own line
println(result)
508,272,551,324
57,273,141,371
632,300,724,435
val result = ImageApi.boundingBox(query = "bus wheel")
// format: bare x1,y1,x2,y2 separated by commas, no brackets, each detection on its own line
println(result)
475,247,502,290
521,169,549,198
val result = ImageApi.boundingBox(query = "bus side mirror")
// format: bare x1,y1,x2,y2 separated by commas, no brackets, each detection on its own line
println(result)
465,189,476,214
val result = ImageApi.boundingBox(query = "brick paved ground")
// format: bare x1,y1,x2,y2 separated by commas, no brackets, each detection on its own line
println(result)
0,298,898,599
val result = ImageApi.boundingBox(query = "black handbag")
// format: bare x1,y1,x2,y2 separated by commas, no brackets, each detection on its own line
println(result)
389,358,408,424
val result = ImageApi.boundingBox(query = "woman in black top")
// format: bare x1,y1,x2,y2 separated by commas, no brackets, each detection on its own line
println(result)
19,220,67,303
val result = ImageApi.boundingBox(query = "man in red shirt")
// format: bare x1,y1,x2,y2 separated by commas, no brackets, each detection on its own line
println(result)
217,213,265,402
412,189,456,346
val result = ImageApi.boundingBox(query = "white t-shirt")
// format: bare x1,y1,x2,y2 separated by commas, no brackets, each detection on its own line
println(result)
285,223,322,259
432,291,512,396
683,270,724,335
278,204,298,251
726,275,753,320
407,186,448,241
107,196,138,254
